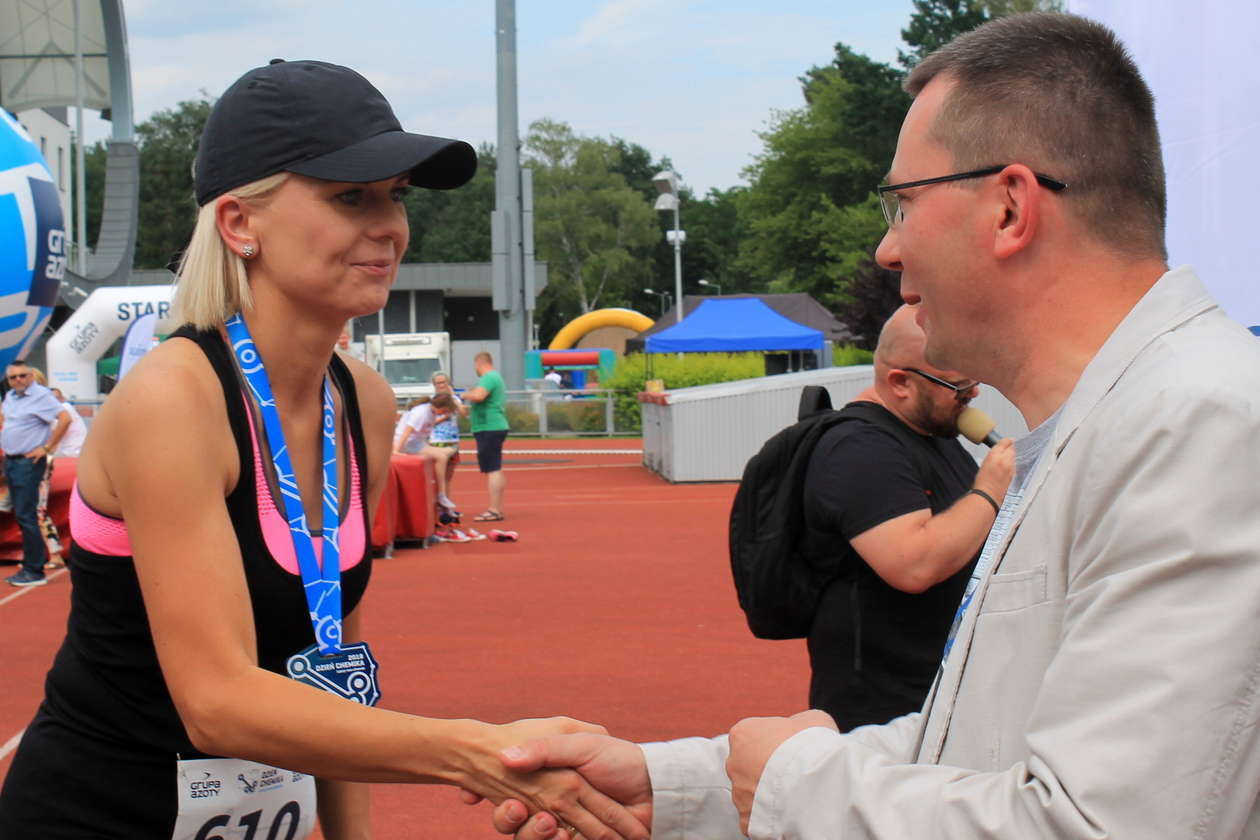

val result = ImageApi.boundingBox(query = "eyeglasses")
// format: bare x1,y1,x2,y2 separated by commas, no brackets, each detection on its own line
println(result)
900,367,978,401
877,165,1067,227
6,373,31,381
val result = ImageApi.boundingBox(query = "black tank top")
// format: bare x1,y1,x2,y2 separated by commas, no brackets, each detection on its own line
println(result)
0,326,374,837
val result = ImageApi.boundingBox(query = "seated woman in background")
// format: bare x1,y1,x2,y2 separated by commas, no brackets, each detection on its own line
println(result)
421,391,461,512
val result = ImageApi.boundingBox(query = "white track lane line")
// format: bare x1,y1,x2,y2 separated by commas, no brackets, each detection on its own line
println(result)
0,727,25,761
0,565,69,608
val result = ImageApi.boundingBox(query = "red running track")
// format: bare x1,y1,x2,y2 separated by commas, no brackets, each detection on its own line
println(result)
0,440,809,838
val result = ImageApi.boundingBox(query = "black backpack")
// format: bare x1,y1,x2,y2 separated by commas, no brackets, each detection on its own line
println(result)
729,386,907,639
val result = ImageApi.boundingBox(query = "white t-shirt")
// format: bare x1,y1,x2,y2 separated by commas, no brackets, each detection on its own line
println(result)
394,396,463,454
55,402,88,457
394,405,433,455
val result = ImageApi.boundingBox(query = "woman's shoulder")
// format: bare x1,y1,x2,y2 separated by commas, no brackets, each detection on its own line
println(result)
77,334,238,510
105,335,226,416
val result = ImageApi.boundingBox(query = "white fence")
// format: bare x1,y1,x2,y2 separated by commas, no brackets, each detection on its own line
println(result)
641,367,1028,483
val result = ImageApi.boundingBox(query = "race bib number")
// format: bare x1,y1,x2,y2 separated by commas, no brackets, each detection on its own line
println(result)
172,757,317,840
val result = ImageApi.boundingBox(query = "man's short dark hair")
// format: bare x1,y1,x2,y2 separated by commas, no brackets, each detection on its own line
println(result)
906,13,1166,259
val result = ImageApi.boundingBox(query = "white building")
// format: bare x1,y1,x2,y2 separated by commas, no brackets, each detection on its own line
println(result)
14,107,72,225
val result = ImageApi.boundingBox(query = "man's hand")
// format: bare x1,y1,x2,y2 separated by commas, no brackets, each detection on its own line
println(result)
462,733,652,839
726,710,838,835
973,437,1016,503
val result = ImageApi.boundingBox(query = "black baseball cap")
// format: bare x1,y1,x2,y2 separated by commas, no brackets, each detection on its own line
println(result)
194,59,477,206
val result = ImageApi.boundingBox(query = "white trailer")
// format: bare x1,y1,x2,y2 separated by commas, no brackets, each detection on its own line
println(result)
363,332,452,404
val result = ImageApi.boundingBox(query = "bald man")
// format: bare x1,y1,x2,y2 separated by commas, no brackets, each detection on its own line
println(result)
801,305,1013,729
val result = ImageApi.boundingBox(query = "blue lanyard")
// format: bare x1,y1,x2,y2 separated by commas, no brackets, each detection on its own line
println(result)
224,313,343,656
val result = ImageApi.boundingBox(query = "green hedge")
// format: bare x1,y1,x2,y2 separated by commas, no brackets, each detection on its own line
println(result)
834,344,874,366
604,353,761,432
605,347,873,433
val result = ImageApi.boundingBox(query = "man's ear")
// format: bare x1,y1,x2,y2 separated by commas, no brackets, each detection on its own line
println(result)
885,368,912,398
214,194,256,259
993,164,1042,260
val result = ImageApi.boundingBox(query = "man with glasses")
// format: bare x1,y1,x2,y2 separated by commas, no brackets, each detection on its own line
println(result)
483,12,1260,840
802,305,1013,730
1,361,73,587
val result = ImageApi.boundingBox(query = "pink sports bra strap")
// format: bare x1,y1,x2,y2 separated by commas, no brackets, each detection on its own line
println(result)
69,485,133,557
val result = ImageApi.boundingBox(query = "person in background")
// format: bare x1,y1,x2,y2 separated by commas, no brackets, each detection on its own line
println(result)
26,370,75,568
336,321,364,361
0,361,72,586
462,351,509,522
421,391,462,511
49,388,88,458
803,305,1012,729
393,396,431,456
393,371,467,511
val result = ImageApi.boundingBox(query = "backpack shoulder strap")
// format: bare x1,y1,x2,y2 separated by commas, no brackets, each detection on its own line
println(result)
797,385,833,420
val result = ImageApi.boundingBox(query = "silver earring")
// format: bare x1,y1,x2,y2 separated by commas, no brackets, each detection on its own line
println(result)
241,244,256,258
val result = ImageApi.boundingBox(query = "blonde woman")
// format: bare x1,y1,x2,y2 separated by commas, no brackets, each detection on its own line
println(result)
0,60,645,840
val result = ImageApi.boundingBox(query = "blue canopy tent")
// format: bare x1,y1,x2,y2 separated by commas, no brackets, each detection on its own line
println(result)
645,298,824,353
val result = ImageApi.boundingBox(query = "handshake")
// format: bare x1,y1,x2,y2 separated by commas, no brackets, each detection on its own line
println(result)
462,709,838,839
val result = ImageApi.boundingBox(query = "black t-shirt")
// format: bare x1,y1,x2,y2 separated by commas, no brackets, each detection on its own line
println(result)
0,327,375,838
802,401,978,730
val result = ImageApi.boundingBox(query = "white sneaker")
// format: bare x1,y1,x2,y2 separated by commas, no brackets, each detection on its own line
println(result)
437,494,458,511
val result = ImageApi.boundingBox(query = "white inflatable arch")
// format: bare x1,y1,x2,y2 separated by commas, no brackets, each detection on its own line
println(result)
46,285,176,402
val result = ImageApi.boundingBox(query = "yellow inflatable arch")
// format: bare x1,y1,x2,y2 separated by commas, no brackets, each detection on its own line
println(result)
549,307,655,350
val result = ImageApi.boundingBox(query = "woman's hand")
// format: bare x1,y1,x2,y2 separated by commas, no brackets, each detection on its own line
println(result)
454,717,649,840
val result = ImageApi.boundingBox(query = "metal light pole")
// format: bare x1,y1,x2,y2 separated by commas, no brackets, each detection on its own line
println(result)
73,0,87,273
491,0,534,389
698,278,722,295
643,288,672,318
652,170,685,325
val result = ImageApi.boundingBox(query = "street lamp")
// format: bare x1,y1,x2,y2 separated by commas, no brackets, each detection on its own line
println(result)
643,287,673,317
653,170,685,324
698,278,722,295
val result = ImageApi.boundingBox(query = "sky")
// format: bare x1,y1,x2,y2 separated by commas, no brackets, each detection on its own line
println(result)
85,0,918,196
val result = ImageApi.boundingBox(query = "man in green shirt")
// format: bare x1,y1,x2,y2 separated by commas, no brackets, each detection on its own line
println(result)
462,351,509,521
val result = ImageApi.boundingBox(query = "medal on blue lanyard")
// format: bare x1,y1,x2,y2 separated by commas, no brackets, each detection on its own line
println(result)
224,313,380,706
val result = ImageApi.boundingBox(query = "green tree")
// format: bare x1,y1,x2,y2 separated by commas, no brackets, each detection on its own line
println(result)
735,45,908,308
404,143,495,263
982,0,1064,14
605,136,670,205
679,186,752,298
841,256,905,348
80,140,107,246
132,96,213,269
898,0,989,70
524,119,658,336
899,0,1065,70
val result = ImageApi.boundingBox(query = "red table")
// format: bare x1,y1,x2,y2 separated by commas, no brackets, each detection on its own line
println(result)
0,456,434,563
371,455,436,554
0,457,74,563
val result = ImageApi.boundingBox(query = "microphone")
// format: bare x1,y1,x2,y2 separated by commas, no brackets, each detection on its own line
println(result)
957,406,1003,447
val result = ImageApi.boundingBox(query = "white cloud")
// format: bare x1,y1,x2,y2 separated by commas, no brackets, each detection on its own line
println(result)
572,0,673,46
